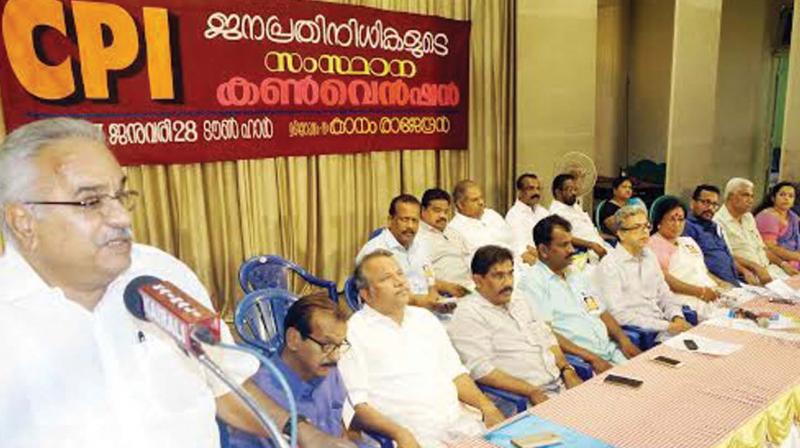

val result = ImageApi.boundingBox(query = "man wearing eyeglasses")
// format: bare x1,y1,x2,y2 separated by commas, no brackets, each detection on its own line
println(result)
229,293,366,447
683,185,747,286
0,118,354,448
594,205,691,340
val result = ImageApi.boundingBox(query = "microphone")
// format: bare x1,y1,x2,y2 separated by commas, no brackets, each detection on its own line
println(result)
124,275,221,352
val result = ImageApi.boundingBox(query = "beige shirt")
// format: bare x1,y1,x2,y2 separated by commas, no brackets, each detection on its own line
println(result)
448,209,515,262
505,200,550,256
447,293,561,390
714,205,771,267
417,221,475,289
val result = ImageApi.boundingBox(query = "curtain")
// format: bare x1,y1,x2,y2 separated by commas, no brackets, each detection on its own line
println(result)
0,0,515,319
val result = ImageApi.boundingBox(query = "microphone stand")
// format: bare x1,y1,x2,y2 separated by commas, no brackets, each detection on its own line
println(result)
189,328,293,448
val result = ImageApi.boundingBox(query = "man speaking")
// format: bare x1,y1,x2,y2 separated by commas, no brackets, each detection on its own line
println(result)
0,118,354,448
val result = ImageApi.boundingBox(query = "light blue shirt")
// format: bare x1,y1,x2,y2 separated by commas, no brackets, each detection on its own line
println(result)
518,262,621,362
356,229,433,295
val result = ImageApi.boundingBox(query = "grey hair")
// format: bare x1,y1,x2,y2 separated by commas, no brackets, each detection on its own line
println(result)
723,177,754,201
452,179,478,207
353,249,394,291
613,204,648,230
0,118,105,238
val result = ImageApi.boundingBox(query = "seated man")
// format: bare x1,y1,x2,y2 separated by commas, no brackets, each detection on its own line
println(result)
594,205,692,340
448,245,583,412
356,194,454,313
0,118,352,448
505,173,549,261
447,179,516,261
649,196,731,320
683,185,747,286
339,250,503,448
418,188,474,295
517,215,641,372
548,174,610,258
229,294,363,447
714,178,797,282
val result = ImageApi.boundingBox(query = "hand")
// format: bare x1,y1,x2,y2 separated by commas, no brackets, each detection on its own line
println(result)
619,340,642,359
394,429,421,448
588,356,613,373
698,287,719,302
481,404,505,428
562,369,583,389
754,266,773,285
521,245,539,266
527,389,550,405
742,269,761,286
782,263,799,276
667,317,692,335
438,281,470,298
298,423,358,448
432,298,457,314
591,243,608,258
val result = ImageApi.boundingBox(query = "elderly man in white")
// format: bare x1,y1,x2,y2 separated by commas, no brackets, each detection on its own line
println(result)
506,173,550,259
714,177,797,283
0,118,354,448
594,205,692,340
339,250,503,448
548,173,610,258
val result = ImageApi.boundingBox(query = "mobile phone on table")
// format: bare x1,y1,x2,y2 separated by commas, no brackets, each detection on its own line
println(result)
511,432,562,448
604,374,643,389
651,355,683,368
683,339,699,351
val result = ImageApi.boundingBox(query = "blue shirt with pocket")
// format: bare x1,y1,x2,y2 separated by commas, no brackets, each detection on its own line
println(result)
683,214,741,286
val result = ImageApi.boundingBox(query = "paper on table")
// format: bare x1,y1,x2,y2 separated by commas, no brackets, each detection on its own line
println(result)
664,334,742,356
765,278,800,301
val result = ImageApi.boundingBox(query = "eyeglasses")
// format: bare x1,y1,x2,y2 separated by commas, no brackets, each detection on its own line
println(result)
619,222,652,232
305,334,351,356
24,190,139,213
696,199,720,209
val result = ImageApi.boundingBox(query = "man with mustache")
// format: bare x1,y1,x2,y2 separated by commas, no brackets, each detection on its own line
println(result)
548,174,610,258
517,215,640,373
0,118,354,448
594,205,691,340
418,188,474,294
713,177,796,283
683,185,747,285
229,293,365,447
356,194,457,311
447,245,582,413
340,250,503,448
505,173,550,262
447,180,517,263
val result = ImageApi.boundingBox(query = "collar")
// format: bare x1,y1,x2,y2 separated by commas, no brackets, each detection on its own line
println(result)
420,220,443,235
0,243,63,305
361,303,406,328
454,211,484,223
614,243,647,262
533,260,569,281
274,353,326,399
512,199,539,215
380,228,413,252
467,291,512,312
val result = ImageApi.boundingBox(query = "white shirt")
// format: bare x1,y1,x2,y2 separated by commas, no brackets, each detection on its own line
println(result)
448,209,515,263
505,200,550,256
593,244,684,332
549,200,607,247
714,205,788,280
417,221,474,289
0,244,258,448
339,305,484,447
447,293,561,391
356,229,433,295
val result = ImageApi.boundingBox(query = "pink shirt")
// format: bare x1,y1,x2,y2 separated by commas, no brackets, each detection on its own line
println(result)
647,233,678,270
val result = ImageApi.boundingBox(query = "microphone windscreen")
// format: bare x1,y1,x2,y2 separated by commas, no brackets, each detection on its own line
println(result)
124,275,161,320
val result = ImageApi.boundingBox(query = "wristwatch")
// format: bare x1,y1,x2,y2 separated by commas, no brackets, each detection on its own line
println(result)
282,415,310,438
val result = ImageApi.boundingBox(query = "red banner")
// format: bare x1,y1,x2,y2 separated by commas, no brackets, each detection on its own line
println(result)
0,0,470,165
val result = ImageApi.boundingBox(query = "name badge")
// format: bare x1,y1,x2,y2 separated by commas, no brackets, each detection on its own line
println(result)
583,295,600,312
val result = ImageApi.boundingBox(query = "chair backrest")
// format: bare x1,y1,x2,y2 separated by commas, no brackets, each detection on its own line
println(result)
234,288,297,355
369,227,384,240
238,255,338,303
343,276,364,312
594,199,608,229
648,195,668,226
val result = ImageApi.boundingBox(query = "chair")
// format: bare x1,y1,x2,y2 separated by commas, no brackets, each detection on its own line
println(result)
343,276,362,312
238,255,338,303
683,305,699,326
234,288,297,355
622,325,659,351
369,227,384,240
564,354,594,381
477,384,528,415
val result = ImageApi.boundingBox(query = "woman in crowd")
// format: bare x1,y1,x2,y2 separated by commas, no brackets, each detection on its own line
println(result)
597,176,642,240
647,196,732,320
755,182,800,271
